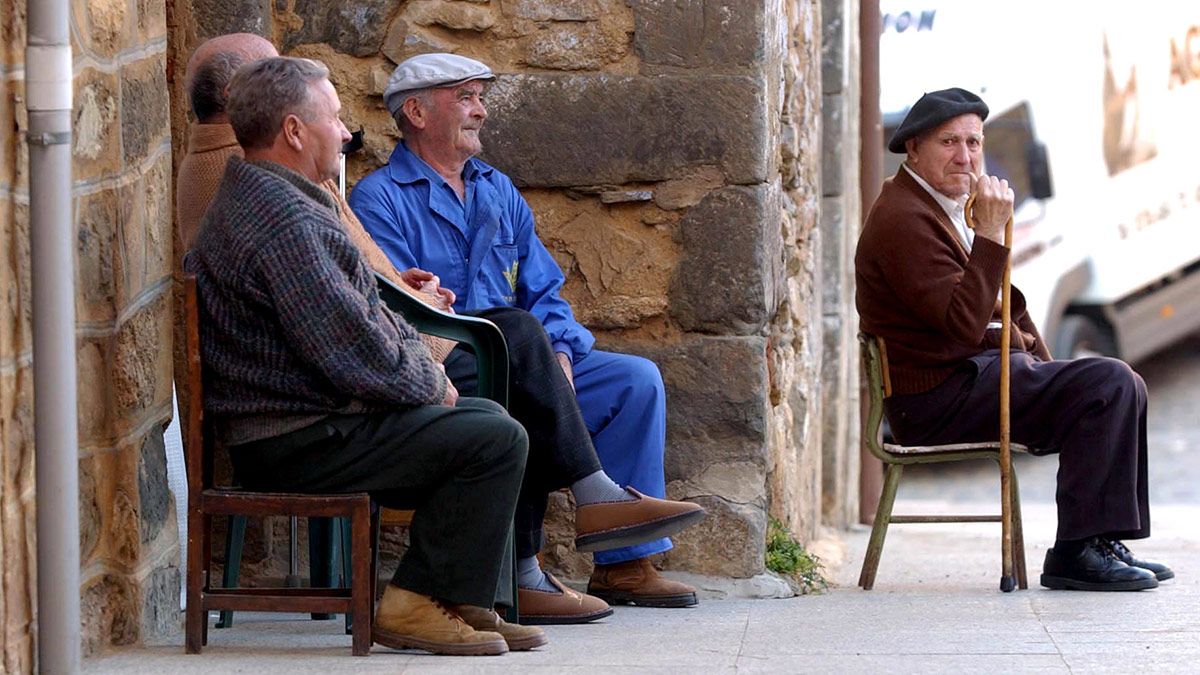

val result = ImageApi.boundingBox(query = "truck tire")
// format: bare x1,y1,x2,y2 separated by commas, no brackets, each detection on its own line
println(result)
1054,314,1118,359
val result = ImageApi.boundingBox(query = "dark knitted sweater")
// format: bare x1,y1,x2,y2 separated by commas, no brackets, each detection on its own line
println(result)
856,167,1052,395
185,157,446,445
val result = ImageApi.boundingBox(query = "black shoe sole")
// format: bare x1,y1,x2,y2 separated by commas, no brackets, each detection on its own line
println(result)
1154,569,1175,581
587,588,698,608
517,606,614,626
1039,573,1159,591
575,509,706,553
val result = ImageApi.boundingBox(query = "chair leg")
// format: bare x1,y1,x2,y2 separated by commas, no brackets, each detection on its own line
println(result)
309,517,335,620
504,523,519,624
185,511,207,654
1010,468,1028,589
339,517,354,635
859,463,903,590
216,515,247,629
350,503,373,656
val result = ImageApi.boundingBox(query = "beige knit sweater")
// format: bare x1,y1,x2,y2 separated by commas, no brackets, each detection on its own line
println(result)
177,122,455,362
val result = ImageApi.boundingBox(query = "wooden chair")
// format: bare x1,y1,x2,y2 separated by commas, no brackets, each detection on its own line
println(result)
183,275,376,656
857,332,1029,590
214,272,521,630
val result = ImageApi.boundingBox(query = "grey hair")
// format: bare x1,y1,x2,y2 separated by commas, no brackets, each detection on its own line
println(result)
391,88,434,136
227,57,330,150
189,51,246,121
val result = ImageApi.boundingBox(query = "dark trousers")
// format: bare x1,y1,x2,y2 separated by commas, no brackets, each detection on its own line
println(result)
885,351,1150,542
229,398,528,608
444,307,602,559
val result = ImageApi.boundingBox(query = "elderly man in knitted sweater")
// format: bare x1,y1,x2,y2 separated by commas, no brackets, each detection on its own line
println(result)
856,87,1172,591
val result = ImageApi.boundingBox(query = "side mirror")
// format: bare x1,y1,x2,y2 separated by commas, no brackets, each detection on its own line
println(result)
1025,141,1053,200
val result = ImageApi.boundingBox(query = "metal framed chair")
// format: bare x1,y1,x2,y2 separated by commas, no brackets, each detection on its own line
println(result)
216,272,521,631
857,331,1029,590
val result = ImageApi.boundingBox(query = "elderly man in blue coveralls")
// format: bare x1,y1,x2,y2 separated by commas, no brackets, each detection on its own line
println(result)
350,53,699,623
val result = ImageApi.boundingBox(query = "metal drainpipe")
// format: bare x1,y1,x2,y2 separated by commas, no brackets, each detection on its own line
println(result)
26,0,81,670
858,0,884,525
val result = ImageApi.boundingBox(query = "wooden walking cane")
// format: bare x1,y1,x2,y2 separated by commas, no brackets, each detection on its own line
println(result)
965,187,1018,593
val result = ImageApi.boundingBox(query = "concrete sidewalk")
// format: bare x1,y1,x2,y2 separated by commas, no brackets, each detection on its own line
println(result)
86,499,1198,673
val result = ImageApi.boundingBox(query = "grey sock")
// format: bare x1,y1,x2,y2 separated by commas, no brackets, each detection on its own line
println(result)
517,556,560,593
570,470,636,506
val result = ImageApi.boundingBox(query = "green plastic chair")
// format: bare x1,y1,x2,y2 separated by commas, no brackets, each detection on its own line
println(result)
857,332,1029,590
218,272,519,628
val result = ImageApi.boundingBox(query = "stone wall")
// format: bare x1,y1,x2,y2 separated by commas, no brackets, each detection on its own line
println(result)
2,0,180,665
167,0,858,588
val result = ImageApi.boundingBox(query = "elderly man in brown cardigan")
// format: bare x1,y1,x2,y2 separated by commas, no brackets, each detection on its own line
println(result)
856,87,1172,591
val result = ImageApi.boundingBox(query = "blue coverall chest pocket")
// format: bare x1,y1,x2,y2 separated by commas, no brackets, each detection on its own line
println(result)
487,244,519,305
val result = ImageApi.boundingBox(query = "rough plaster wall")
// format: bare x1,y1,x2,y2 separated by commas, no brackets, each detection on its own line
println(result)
167,0,850,585
2,0,180,665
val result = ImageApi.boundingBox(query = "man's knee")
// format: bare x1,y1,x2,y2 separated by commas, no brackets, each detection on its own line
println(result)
478,306,544,339
619,353,665,401
459,405,529,470
1078,357,1144,405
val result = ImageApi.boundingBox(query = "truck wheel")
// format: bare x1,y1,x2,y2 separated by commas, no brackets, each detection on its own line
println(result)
1054,314,1118,359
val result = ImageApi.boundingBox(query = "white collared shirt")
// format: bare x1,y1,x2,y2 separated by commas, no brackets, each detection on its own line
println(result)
903,163,1002,329
903,163,974,251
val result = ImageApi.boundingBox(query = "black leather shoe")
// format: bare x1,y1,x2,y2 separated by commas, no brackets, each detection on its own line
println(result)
1104,539,1174,581
1040,538,1159,591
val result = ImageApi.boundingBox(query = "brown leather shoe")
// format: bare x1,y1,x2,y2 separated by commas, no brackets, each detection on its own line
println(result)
574,487,706,552
588,557,699,608
517,573,613,625
454,604,549,651
372,585,508,656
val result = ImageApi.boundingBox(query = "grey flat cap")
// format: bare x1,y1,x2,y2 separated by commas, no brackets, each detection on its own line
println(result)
384,53,495,116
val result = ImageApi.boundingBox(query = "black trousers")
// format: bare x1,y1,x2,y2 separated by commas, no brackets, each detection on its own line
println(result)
444,307,603,559
229,398,528,608
885,350,1150,542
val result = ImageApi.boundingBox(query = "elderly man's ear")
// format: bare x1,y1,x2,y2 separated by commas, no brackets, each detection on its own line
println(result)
402,98,427,131
282,114,305,151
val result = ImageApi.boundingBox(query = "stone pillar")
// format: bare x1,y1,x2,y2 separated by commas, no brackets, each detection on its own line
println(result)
818,0,862,528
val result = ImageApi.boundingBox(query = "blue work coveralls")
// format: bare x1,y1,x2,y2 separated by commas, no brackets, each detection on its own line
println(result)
349,141,670,564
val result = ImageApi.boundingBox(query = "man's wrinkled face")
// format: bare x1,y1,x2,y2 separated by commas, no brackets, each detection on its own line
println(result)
424,80,489,159
906,113,984,199
302,78,351,183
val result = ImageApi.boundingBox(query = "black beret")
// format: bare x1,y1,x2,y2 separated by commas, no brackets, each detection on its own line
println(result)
887,87,989,153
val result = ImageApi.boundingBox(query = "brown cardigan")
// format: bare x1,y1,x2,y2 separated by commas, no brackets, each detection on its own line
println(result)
855,167,1052,395
176,123,455,361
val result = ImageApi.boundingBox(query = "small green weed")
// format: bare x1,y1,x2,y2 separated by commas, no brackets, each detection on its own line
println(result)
765,517,827,594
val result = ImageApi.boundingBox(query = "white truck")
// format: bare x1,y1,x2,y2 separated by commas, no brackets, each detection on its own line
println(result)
879,2,1200,361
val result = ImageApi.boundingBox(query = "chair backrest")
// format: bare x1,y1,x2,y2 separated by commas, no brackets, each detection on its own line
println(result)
182,274,214,496
858,331,895,463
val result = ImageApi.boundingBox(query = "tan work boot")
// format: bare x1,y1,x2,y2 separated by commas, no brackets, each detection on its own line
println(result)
454,604,549,651
588,557,699,608
372,585,508,656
